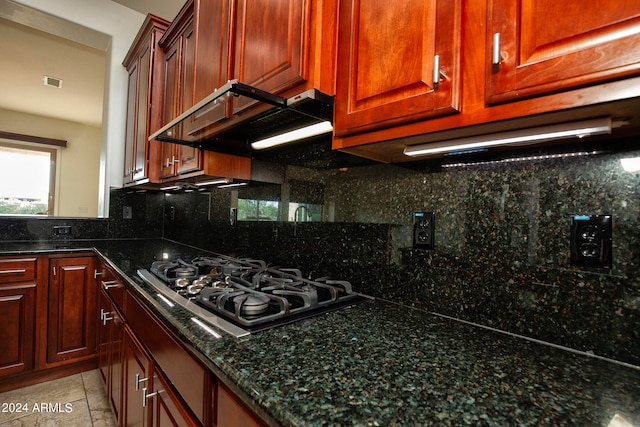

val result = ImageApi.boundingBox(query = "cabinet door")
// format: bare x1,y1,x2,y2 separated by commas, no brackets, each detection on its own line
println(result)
486,0,640,104
47,256,97,364
334,0,461,137
97,290,111,385
0,284,36,377
150,368,197,427
134,45,152,182
160,41,180,179
232,0,309,113
98,290,124,424
122,326,152,427
176,21,202,176
217,383,265,427
123,63,138,185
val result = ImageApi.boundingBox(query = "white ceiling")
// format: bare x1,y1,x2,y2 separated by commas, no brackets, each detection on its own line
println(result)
0,0,183,128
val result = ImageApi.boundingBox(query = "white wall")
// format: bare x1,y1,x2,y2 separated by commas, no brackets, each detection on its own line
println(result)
0,108,102,217
13,0,146,217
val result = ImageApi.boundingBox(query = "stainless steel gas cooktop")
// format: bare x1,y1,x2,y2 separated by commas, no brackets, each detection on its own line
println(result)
137,254,368,338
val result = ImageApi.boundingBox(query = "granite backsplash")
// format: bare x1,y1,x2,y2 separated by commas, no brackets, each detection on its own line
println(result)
149,145,640,366
1,142,638,366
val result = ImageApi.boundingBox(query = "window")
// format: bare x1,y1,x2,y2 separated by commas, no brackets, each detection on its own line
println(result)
237,199,279,221
0,142,56,215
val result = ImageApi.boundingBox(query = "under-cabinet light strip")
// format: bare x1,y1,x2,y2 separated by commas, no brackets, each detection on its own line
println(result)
404,117,612,157
251,121,333,150
442,150,602,168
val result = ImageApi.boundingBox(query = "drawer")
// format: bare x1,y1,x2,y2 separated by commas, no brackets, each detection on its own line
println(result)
96,264,125,310
0,258,37,284
125,290,209,424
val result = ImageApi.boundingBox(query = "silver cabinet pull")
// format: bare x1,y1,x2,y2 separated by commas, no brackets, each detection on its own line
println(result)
100,309,113,325
165,158,173,168
135,373,149,390
102,280,119,290
0,269,27,274
142,387,163,407
94,270,104,279
433,55,441,85
492,32,502,65
172,155,180,164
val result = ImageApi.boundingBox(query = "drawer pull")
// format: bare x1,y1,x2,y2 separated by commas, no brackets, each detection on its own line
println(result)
102,280,119,290
142,387,163,407
94,270,104,278
100,309,113,325
135,373,149,390
0,269,27,274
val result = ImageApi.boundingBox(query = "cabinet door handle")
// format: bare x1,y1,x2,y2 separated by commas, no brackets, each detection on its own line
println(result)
102,280,119,290
433,55,441,85
135,373,149,390
492,32,503,65
94,270,104,279
142,387,163,407
172,156,180,164
0,269,26,274
101,309,113,325
165,158,173,168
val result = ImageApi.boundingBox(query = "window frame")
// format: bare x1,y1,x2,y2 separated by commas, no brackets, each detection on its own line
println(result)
0,131,64,216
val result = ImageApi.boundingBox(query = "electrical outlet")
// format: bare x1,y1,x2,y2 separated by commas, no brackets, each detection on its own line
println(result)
413,212,435,249
53,225,72,236
570,214,612,269
123,206,133,219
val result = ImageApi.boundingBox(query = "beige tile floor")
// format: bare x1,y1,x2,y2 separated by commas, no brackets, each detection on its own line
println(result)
0,369,117,426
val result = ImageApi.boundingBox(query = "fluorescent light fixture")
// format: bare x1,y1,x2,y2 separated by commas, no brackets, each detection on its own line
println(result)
217,182,248,189
621,157,640,172
251,121,333,150
160,185,180,191
195,179,230,186
442,150,602,168
403,117,612,157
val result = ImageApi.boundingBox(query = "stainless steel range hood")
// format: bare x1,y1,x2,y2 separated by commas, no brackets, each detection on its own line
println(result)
149,79,334,155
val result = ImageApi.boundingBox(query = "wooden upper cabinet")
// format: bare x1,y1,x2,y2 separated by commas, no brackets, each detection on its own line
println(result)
334,0,462,137
123,15,169,186
159,17,203,178
231,0,310,113
486,0,640,104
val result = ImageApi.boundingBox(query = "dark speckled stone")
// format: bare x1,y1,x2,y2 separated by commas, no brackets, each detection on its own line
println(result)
128,147,640,366
1,239,638,426
93,239,639,427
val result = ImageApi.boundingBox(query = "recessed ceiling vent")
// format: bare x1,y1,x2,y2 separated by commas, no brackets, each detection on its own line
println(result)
43,75,63,88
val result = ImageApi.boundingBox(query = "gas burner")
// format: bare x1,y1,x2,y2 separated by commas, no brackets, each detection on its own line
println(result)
139,253,367,336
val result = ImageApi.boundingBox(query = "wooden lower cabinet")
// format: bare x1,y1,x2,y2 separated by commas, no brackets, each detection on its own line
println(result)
0,254,100,392
0,257,38,378
0,282,36,377
217,384,264,427
98,289,124,425
122,325,152,427
47,255,98,365
150,367,198,427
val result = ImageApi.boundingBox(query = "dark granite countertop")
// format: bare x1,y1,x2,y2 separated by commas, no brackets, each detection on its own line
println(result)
3,238,639,426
